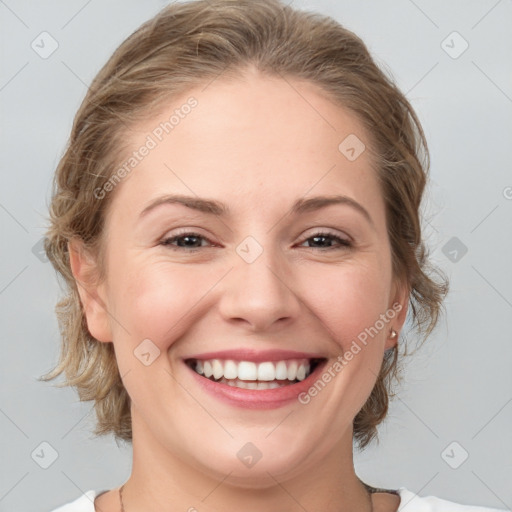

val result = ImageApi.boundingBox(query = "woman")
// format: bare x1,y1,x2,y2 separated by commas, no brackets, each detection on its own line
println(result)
43,1,507,511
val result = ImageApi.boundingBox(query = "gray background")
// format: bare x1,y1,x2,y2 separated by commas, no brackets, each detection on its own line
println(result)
1,0,511,510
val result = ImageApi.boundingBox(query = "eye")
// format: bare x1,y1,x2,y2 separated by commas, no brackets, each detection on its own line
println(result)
159,229,352,252
160,231,215,252
297,231,352,250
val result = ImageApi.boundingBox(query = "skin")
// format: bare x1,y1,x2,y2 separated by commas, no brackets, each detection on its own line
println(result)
71,68,408,512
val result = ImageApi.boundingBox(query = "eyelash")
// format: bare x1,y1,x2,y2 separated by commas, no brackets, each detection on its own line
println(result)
159,230,352,252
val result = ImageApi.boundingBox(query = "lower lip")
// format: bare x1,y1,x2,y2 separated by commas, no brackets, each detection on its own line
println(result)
185,360,327,409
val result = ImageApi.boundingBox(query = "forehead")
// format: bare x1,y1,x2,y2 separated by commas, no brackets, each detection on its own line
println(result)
106,72,384,228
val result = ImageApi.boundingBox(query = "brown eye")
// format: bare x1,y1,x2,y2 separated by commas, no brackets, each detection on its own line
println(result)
160,232,214,251
299,232,352,250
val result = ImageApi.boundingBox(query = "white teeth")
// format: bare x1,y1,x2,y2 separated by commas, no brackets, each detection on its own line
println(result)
257,362,276,381
287,361,298,380
203,360,213,378
191,358,314,387
212,359,223,380
216,377,293,390
275,361,288,380
238,361,258,380
224,360,238,379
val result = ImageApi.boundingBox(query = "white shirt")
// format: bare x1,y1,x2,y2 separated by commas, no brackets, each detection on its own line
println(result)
49,487,510,511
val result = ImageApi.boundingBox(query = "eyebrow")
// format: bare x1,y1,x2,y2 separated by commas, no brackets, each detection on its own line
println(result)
139,193,374,227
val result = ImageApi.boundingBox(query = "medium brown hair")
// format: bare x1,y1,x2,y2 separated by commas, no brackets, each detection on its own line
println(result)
43,0,449,449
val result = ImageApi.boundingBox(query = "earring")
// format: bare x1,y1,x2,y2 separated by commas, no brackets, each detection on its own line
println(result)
389,329,397,339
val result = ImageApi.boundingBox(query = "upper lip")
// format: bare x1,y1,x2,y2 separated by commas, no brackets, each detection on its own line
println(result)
183,349,326,363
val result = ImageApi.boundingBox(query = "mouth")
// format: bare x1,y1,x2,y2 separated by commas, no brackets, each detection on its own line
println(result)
185,357,325,390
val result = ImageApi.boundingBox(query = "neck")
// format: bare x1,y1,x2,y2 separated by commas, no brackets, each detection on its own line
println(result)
122,408,373,512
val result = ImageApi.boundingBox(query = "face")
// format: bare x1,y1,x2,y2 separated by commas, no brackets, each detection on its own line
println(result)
75,70,408,487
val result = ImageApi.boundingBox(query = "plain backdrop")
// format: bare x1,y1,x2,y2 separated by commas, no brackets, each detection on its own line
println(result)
1,1,511,511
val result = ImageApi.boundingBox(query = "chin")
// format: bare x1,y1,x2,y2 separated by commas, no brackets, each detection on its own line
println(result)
186,437,323,489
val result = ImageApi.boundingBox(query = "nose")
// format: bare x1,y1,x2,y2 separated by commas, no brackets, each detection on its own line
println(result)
217,244,302,332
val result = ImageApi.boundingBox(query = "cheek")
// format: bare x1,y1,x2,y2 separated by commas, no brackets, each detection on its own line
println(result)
109,260,215,350
300,259,391,351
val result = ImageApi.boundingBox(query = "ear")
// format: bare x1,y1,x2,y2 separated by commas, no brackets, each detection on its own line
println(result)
385,278,410,351
68,238,112,343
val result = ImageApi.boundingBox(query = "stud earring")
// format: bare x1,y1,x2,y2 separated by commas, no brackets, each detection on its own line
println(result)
389,329,397,339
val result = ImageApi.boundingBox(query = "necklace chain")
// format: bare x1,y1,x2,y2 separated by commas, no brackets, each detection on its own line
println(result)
118,483,373,512
119,484,125,512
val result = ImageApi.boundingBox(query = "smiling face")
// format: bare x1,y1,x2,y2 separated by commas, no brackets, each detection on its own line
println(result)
73,69,408,489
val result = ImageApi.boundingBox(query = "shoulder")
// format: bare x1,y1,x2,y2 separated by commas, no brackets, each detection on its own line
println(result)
397,487,510,512
48,490,106,512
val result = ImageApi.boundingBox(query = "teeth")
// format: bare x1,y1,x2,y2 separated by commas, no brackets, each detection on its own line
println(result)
238,361,257,380
203,360,213,378
212,359,223,380
224,360,238,379
275,361,288,380
287,361,298,380
257,362,276,381
216,378,284,390
192,358,313,387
